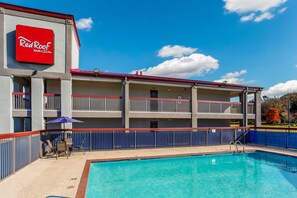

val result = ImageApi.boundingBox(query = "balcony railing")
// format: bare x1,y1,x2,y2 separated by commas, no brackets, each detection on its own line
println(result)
198,100,242,114
72,94,121,111
248,103,255,114
130,97,191,112
44,93,61,110
12,92,31,109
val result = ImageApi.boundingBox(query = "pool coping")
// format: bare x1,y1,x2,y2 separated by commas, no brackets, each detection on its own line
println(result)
75,150,247,198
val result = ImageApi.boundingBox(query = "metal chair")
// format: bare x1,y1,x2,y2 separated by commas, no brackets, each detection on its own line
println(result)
73,138,86,155
65,138,73,155
56,141,69,159
45,140,56,158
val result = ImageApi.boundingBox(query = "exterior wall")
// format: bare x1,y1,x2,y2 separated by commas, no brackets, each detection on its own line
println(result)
46,79,60,94
61,80,72,128
198,119,230,127
197,89,235,101
0,75,13,133
130,119,191,128
130,84,190,99
13,77,30,92
31,77,44,130
71,28,79,69
72,118,122,128
3,15,66,73
72,80,122,96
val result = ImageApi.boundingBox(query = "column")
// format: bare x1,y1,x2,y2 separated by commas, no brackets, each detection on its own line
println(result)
254,91,262,127
0,75,13,133
31,77,44,130
61,79,72,129
240,91,248,127
123,79,130,129
191,86,198,128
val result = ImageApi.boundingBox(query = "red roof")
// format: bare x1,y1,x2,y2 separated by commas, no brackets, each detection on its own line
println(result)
71,69,263,91
0,2,81,46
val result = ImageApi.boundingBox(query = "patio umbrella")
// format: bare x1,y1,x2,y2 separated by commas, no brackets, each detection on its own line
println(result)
46,116,83,130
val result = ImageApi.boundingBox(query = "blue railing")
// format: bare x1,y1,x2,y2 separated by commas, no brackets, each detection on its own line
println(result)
40,128,247,151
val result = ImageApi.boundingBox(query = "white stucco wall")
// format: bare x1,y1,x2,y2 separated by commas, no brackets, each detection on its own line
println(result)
71,28,79,69
130,84,191,99
72,81,122,96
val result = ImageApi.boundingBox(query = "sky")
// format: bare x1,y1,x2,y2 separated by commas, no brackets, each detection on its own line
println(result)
3,0,297,98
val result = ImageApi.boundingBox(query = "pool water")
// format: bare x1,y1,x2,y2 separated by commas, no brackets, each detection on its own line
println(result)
86,151,297,198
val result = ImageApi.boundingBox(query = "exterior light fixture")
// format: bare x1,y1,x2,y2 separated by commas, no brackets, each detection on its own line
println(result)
219,81,227,87
31,70,37,76
93,68,100,77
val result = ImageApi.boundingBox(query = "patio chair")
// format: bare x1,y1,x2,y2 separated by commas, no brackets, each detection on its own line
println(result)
73,138,86,155
56,141,69,159
65,138,73,155
45,140,56,158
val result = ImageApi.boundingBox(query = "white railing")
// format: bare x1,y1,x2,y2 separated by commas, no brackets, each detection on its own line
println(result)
198,100,242,114
72,94,121,111
12,92,31,109
248,103,255,114
130,97,191,112
44,93,61,110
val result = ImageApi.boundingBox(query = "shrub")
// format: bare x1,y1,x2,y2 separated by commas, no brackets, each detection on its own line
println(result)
266,108,280,124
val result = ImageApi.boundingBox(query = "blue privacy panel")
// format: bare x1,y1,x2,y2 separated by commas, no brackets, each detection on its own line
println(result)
136,132,155,148
114,132,135,149
0,141,13,180
208,131,221,145
192,131,207,146
91,132,113,150
15,137,29,171
222,130,234,144
156,131,173,147
250,130,297,148
174,131,191,147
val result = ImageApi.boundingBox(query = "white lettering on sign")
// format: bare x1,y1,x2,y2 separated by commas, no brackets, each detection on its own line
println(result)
18,36,52,54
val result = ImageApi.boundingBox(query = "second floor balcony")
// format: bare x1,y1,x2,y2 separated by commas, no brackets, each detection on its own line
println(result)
72,94,121,111
130,97,191,112
44,93,61,110
198,100,255,114
12,92,31,110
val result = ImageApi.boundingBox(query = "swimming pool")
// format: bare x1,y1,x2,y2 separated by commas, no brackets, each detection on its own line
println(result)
86,151,297,198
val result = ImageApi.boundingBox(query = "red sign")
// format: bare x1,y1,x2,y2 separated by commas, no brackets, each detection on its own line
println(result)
16,25,54,65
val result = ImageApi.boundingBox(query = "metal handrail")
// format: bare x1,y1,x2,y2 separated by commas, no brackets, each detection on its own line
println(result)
229,140,245,153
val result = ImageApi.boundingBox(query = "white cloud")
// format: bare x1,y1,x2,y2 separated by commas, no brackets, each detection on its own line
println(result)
278,7,287,14
214,69,253,85
224,0,287,22
262,80,297,97
222,70,247,79
254,12,274,22
76,17,93,31
131,53,219,78
158,45,197,58
240,13,255,22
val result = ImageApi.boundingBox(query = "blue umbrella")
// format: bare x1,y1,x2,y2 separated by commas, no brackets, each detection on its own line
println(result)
46,116,83,130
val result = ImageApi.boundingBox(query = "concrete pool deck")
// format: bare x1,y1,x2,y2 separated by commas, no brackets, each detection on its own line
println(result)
1,145,297,198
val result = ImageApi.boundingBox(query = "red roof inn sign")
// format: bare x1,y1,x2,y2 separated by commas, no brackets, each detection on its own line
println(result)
16,25,54,65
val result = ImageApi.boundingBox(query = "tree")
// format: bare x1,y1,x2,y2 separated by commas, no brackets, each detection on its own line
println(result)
266,108,280,124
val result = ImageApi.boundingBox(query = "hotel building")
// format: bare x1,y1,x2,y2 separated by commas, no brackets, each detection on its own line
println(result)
0,2,262,134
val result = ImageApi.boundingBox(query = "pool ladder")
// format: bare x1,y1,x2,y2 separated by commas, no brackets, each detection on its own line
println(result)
229,141,245,153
